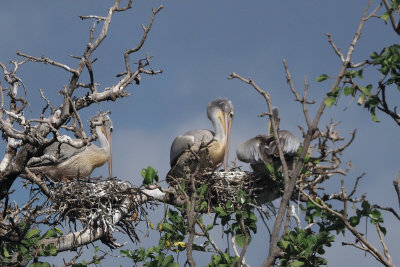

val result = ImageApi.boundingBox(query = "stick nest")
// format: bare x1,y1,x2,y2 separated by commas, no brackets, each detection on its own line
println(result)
173,170,283,209
50,178,145,238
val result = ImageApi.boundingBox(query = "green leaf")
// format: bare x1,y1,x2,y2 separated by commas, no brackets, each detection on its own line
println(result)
199,201,208,211
290,260,305,266
361,201,370,211
235,233,252,247
369,209,382,220
198,184,208,197
120,249,133,257
381,12,390,22
40,229,57,240
370,110,380,122
343,86,355,96
141,166,159,185
25,229,41,239
29,263,51,267
360,85,371,95
279,240,290,249
54,227,64,236
324,97,336,107
349,216,360,227
380,225,387,235
167,263,179,267
3,246,10,258
162,255,174,266
265,162,274,175
357,69,364,79
345,70,358,78
49,243,57,256
316,74,329,82
370,51,379,60
161,222,173,232
214,207,227,216
327,87,341,97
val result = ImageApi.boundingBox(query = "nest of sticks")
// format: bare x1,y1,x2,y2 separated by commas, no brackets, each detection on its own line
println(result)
170,170,283,210
167,147,284,209
49,178,146,242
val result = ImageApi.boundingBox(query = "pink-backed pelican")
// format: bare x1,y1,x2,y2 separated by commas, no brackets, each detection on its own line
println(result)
29,113,113,182
167,98,234,182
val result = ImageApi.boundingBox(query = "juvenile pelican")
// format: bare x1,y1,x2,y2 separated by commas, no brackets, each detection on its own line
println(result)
236,107,300,173
167,98,234,182
29,113,113,182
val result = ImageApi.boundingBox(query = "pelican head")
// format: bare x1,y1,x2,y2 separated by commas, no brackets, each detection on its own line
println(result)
207,98,234,170
91,113,113,178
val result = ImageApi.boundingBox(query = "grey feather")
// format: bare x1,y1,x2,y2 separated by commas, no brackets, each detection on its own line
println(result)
267,130,300,157
236,135,269,164
29,142,87,167
236,131,300,169
170,129,214,166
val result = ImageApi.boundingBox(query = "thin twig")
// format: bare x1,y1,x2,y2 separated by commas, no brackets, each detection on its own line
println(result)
237,216,250,267
376,223,392,263
16,52,78,75
394,171,400,209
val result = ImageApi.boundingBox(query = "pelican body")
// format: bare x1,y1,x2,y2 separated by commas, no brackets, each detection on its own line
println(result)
236,107,300,174
167,98,234,182
29,113,113,182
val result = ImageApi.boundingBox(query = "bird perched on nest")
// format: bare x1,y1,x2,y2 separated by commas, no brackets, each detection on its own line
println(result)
236,107,300,174
28,112,113,182
167,98,234,184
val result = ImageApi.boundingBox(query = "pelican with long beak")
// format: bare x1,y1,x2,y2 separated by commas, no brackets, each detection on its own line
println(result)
236,107,300,173
167,98,234,182
29,113,113,182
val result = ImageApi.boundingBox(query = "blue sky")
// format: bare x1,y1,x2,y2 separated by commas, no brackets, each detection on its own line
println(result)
1,1,399,266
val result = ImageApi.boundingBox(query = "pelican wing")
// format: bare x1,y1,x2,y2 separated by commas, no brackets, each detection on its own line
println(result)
236,135,270,164
170,129,214,166
268,130,300,157
29,142,87,167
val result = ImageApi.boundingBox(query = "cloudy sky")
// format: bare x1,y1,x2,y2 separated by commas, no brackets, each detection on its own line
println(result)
1,1,399,266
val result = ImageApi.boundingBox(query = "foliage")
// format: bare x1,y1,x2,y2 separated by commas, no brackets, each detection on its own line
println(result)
0,224,60,265
303,201,346,235
278,228,334,266
120,207,185,266
142,166,159,185
207,253,239,267
321,42,400,123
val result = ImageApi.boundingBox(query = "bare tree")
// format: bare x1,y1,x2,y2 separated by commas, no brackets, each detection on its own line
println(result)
0,1,165,265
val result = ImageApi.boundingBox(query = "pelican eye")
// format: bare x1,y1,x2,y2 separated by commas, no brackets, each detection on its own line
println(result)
228,111,234,118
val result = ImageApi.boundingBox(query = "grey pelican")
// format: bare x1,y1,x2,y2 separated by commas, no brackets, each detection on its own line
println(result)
167,98,234,182
236,107,300,173
29,113,113,182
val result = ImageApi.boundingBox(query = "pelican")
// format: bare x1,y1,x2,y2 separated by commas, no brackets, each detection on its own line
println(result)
236,107,300,173
29,113,113,182
167,98,234,182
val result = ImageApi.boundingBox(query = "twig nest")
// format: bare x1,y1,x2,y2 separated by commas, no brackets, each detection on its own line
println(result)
211,171,283,205
50,178,143,233
171,170,283,208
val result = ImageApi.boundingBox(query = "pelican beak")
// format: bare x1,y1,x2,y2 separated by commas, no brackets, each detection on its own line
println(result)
223,113,232,171
106,128,113,178
268,119,271,136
